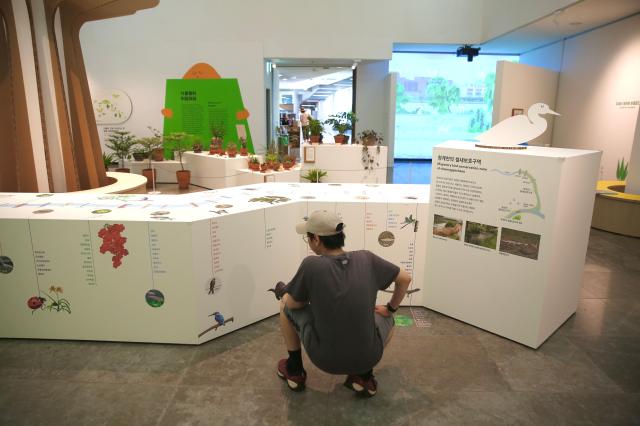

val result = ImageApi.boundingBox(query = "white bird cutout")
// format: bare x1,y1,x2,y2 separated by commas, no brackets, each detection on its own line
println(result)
475,103,560,149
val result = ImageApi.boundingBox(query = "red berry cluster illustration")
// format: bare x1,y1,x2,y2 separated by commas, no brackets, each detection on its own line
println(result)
98,223,129,268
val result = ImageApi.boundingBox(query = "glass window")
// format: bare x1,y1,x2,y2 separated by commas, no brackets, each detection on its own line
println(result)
390,53,519,159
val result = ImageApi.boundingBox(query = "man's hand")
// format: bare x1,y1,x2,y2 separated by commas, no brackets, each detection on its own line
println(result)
375,304,392,317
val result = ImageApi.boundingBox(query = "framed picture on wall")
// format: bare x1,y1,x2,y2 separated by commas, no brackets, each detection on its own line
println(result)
304,146,315,163
511,108,524,116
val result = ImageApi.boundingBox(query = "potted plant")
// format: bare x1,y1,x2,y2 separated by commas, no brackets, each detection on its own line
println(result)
227,141,238,158
308,118,324,144
105,130,136,172
247,155,260,171
302,168,327,183
283,155,296,170
165,132,191,189
148,127,165,161
324,111,357,144
210,123,225,155
260,162,269,173
136,135,163,188
265,152,278,170
239,137,248,156
192,137,203,153
102,153,116,171
132,147,147,162
358,129,383,147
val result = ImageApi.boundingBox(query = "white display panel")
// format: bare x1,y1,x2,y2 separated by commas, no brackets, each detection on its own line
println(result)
425,141,600,348
300,144,388,184
0,183,429,344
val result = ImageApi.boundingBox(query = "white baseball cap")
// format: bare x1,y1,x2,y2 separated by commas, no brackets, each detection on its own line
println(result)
296,210,345,236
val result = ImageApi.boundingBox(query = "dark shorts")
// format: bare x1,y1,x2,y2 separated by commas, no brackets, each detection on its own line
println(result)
284,305,395,348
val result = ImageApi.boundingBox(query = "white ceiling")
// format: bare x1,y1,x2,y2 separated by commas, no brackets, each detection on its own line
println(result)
395,0,640,55
277,67,352,91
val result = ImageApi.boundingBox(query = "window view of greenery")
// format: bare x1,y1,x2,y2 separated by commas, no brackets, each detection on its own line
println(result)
390,53,519,159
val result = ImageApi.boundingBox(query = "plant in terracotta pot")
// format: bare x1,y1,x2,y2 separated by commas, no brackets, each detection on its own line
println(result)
301,168,327,183
165,132,191,189
247,155,260,171
239,137,248,156
283,155,295,170
324,111,357,144
260,162,269,173
136,135,162,188
210,123,225,155
265,152,278,170
308,118,324,144
147,127,165,161
105,130,136,172
226,141,238,158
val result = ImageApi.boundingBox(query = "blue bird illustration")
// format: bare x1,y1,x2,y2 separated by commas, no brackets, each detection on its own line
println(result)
209,311,225,325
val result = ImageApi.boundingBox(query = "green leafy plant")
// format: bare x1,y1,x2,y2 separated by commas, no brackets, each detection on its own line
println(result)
248,155,260,164
105,130,136,168
136,129,163,169
102,152,116,169
164,132,190,171
309,118,324,136
616,158,629,181
357,130,383,146
302,168,327,183
211,122,226,139
265,152,279,163
324,111,357,135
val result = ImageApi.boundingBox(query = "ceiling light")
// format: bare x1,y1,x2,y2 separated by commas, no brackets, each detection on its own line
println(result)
272,63,277,69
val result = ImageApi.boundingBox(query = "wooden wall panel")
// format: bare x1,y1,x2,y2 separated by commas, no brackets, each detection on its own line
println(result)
0,1,39,192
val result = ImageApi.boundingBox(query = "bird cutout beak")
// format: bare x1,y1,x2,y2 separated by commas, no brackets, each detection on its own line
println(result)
547,109,561,116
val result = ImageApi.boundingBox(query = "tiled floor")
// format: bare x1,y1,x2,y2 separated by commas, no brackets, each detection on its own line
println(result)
1,228,638,425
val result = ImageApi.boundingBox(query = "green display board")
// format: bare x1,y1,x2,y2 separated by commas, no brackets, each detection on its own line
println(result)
163,79,254,155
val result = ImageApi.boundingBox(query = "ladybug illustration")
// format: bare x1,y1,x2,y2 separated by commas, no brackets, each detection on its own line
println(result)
27,296,46,310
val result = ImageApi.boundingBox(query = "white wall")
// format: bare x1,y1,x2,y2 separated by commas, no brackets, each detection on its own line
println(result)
492,61,559,146
355,61,390,147
549,13,640,180
481,0,579,41
78,0,593,155
627,108,640,193
519,41,564,72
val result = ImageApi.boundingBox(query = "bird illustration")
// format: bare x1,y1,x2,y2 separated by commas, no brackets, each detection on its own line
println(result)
209,311,225,325
475,103,560,148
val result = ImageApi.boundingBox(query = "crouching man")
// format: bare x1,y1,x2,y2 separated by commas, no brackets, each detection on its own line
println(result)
277,210,411,397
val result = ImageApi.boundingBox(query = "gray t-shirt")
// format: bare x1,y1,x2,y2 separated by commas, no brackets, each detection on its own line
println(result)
286,250,400,374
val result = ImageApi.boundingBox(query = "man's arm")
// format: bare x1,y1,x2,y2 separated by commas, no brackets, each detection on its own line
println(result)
284,293,308,310
376,268,411,316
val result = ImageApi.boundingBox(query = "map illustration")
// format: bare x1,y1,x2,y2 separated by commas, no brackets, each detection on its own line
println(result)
491,169,544,220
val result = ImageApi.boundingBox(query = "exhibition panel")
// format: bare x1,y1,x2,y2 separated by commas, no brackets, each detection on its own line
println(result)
0,183,428,344
425,141,601,348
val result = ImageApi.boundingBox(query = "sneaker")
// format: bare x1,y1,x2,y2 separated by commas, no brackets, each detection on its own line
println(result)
344,374,377,397
277,358,307,391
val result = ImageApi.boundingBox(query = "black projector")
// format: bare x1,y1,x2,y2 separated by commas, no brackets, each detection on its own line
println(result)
457,45,480,62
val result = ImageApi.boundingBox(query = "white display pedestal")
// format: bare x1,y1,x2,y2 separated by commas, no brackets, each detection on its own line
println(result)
183,152,253,189
424,141,601,348
126,160,181,184
299,144,387,184
238,166,301,184
0,183,429,344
